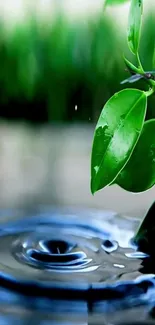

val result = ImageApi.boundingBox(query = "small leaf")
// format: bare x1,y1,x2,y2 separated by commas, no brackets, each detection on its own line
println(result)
91,89,147,194
127,0,143,54
116,119,155,192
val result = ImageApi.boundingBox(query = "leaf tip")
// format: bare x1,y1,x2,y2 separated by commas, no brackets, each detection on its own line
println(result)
90,178,96,195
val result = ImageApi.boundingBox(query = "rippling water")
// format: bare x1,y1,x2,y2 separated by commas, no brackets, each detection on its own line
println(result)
0,207,154,324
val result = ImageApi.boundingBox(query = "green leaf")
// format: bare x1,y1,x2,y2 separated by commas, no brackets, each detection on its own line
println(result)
116,119,155,192
91,89,147,194
127,0,143,54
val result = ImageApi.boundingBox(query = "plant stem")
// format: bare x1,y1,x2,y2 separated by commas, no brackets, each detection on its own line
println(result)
136,52,144,73
146,78,155,89
136,52,155,89
145,87,155,97
124,55,141,75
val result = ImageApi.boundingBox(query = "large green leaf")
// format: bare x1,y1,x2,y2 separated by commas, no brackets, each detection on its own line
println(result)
128,0,143,54
91,89,147,194
116,119,155,192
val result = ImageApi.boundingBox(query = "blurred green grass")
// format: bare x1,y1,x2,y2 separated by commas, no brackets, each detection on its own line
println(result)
0,5,154,123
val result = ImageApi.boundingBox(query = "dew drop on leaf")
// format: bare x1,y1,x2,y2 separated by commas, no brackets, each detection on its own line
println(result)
94,166,99,173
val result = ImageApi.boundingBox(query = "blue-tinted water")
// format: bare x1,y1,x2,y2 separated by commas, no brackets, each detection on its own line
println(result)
0,207,154,324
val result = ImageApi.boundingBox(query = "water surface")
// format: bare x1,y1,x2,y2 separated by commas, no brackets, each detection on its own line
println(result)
0,207,154,324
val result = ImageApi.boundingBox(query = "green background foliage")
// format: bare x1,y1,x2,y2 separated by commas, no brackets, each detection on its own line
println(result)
0,4,154,123
106,0,129,5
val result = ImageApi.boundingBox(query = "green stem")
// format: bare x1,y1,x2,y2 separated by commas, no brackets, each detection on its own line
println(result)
136,52,144,73
145,87,155,97
123,55,141,75
146,78,155,89
136,52,155,89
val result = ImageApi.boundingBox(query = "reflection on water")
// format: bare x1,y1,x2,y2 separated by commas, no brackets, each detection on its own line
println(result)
0,207,154,324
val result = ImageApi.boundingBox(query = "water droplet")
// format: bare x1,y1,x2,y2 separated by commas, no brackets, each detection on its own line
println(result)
75,105,78,111
113,264,125,269
126,252,149,259
94,166,99,173
102,239,118,253
114,93,119,99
